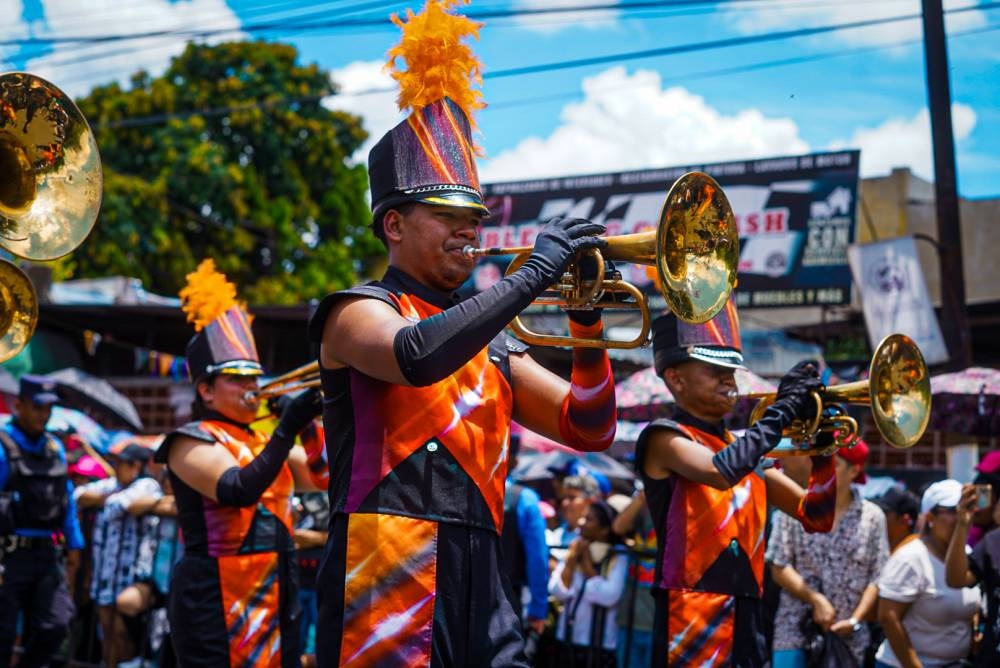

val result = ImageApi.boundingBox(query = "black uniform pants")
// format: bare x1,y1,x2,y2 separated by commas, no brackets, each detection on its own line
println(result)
0,545,74,668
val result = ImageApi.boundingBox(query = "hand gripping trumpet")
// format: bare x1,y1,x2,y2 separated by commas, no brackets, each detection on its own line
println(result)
746,334,932,456
462,172,739,349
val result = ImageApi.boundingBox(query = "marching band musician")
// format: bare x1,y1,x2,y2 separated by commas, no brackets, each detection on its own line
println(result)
154,260,326,668
307,1,618,665
634,301,837,666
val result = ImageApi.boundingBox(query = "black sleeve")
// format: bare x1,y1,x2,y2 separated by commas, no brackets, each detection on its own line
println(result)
712,401,798,486
392,258,554,386
215,434,295,507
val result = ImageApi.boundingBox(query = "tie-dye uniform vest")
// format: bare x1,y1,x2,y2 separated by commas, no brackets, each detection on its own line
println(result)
165,420,297,668
636,418,768,666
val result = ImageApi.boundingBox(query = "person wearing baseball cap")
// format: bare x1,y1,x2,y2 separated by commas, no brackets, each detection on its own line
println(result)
75,441,162,668
0,373,85,667
944,478,1000,668
635,299,838,667
872,486,921,553
768,437,889,666
966,451,1000,548
874,479,980,668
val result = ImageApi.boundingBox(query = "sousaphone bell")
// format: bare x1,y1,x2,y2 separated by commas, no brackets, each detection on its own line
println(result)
0,72,102,362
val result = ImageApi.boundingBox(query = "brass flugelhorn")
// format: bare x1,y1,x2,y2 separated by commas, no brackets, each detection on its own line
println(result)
748,334,932,456
0,72,103,362
463,172,739,349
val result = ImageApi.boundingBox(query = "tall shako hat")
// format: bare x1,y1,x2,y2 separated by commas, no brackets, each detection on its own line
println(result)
368,0,489,241
652,296,743,375
180,259,263,382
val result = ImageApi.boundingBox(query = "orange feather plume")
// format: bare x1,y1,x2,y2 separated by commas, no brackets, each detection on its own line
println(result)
179,259,250,332
386,0,485,129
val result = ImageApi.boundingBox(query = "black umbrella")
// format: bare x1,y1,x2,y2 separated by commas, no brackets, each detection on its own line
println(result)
44,368,143,432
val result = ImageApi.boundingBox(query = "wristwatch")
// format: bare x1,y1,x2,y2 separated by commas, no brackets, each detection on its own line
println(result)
848,616,862,633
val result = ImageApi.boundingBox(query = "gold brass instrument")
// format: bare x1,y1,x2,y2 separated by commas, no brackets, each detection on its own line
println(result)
463,172,739,349
747,333,932,456
246,361,322,403
0,72,102,362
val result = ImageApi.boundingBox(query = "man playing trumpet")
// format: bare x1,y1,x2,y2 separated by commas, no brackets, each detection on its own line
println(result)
307,1,617,665
634,301,837,666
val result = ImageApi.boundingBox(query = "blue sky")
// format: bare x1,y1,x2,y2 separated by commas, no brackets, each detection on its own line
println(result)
3,0,998,198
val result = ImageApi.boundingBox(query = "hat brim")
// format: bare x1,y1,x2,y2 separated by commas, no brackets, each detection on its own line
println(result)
205,360,264,377
414,190,490,215
31,393,60,406
688,351,746,369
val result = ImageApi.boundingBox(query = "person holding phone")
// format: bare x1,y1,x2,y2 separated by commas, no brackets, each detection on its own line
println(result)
946,482,1000,667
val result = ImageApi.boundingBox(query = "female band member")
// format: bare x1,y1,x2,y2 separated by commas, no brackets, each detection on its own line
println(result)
154,260,324,668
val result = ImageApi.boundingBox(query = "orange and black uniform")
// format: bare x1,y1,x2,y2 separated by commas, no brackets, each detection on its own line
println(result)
156,418,300,668
309,267,616,667
636,412,835,667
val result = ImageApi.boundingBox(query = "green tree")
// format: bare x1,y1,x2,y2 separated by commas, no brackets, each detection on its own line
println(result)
66,40,381,304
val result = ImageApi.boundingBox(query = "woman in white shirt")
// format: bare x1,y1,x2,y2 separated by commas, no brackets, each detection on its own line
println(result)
549,499,628,668
875,479,981,668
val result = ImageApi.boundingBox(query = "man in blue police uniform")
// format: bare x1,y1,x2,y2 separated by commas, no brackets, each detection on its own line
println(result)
0,375,85,667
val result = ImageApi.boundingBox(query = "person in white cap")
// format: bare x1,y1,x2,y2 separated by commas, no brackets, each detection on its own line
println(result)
873,479,981,668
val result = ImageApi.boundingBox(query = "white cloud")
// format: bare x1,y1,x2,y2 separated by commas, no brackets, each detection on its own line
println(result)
323,60,404,164
480,66,810,182
18,0,244,97
720,0,986,49
511,0,621,35
828,103,977,180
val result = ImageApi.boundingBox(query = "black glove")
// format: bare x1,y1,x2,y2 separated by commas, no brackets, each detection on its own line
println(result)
525,217,606,285
566,253,605,327
775,360,823,419
273,388,323,442
266,394,291,418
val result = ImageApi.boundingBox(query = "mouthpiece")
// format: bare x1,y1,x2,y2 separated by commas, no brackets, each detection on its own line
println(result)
726,390,738,399
462,245,477,258
243,390,260,403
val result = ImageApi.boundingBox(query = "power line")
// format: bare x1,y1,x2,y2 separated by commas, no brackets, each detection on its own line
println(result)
94,19,998,131
3,0,969,47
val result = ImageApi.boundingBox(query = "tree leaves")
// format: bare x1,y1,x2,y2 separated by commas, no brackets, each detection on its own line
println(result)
72,40,380,304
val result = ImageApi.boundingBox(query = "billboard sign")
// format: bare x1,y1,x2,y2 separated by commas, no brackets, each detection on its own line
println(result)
478,150,860,308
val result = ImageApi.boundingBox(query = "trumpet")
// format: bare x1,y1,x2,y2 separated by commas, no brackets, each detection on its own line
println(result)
747,334,931,456
462,172,739,349
0,72,102,362
244,361,321,403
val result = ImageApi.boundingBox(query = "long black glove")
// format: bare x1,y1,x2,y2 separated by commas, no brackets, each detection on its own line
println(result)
394,217,606,386
216,388,323,507
712,362,824,486
775,360,825,420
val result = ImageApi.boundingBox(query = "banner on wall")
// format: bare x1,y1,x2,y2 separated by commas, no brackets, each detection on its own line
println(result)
478,150,861,308
847,236,949,365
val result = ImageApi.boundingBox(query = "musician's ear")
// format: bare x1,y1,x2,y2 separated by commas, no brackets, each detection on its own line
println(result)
382,208,405,243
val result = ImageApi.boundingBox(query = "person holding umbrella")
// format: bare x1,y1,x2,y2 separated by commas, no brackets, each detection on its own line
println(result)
154,260,324,668
634,300,836,666
0,374,86,668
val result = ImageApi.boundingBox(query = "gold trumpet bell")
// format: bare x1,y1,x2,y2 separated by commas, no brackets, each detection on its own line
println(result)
0,259,38,363
656,172,739,324
0,72,102,261
755,333,931,456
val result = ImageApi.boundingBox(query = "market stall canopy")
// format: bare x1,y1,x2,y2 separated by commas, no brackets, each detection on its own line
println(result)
929,367,1000,436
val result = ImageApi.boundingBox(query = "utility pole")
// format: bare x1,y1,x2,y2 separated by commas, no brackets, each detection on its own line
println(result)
921,0,972,369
